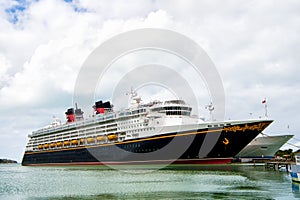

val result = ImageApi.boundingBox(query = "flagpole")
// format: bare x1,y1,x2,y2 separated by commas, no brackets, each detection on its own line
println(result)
265,103,268,119
262,98,268,119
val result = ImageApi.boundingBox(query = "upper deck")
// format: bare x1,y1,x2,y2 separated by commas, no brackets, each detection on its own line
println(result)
30,99,193,138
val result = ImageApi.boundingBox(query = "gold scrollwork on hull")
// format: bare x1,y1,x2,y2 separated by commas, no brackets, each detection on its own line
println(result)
222,138,229,145
223,122,267,133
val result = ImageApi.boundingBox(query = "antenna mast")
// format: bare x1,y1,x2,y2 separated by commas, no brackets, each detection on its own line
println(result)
205,102,214,121
126,87,142,107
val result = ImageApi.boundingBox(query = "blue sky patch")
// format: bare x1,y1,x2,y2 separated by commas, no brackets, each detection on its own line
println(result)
5,0,87,24
5,0,30,24
74,6,87,13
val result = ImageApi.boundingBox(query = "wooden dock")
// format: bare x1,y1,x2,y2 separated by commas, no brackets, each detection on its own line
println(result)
265,161,293,171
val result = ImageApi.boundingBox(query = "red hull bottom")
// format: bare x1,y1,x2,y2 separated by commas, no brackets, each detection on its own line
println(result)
23,158,233,166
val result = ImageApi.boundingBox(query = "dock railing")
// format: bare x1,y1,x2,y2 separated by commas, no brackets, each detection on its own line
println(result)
265,160,294,171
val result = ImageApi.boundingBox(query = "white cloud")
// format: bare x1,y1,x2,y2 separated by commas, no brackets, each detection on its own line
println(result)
1,0,300,161
0,54,12,88
74,0,156,19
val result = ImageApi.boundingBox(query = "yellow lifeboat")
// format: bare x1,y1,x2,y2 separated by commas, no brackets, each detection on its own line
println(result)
64,141,70,146
50,143,56,148
43,144,49,149
57,141,63,147
80,138,85,144
38,144,43,149
71,140,78,145
97,136,105,141
87,138,95,144
107,134,118,140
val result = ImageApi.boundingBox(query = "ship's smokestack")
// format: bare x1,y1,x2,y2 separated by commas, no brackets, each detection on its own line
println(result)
94,100,112,114
65,108,75,123
65,103,84,123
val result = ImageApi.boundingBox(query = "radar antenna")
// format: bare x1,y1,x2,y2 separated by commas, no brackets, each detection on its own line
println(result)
205,102,214,121
126,87,142,106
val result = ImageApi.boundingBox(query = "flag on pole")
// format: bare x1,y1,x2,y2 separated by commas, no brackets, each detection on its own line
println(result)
262,98,268,118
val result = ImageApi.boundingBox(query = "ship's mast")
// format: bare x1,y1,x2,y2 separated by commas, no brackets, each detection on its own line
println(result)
126,87,142,107
264,103,268,119
205,102,214,121
74,103,84,121
262,98,268,119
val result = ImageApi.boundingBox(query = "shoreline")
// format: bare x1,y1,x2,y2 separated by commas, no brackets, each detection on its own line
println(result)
0,158,17,164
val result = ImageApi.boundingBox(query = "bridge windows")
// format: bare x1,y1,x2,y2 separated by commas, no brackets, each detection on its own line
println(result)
151,106,191,116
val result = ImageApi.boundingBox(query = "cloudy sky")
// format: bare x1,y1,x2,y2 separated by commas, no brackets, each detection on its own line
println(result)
1,0,300,162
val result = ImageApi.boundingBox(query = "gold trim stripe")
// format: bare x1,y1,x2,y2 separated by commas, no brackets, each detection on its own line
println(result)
25,128,222,155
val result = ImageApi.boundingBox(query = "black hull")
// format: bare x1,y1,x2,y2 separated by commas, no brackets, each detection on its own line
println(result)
22,120,272,166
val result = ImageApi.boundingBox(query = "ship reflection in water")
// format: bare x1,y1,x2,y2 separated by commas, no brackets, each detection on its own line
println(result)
0,164,297,199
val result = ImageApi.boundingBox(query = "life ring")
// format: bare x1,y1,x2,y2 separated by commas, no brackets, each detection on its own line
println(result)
223,138,229,145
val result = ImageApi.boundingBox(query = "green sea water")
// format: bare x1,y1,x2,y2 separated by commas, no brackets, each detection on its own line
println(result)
0,164,298,199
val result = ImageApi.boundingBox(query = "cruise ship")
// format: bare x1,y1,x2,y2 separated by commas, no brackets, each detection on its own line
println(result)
22,92,273,166
235,134,293,161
